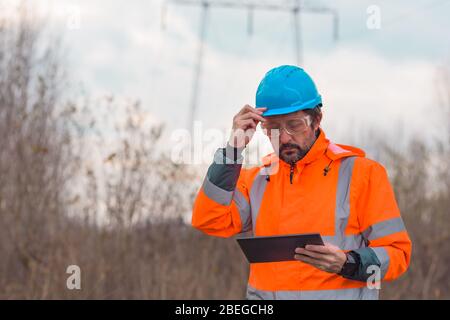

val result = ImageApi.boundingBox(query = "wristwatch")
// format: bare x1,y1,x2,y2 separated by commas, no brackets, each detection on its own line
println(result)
338,251,360,277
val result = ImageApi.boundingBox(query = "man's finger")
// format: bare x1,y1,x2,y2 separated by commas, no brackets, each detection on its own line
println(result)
239,104,257,115
240,112,265,123
305,244,331,253
236,119,257,130
295,247,328,261
294,254,327,269
238,105,266,116
236,104,251,116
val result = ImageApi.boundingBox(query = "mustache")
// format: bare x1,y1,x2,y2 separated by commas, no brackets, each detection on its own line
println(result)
279,143,302,152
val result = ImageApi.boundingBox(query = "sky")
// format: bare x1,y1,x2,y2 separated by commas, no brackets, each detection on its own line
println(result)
2,0,450,157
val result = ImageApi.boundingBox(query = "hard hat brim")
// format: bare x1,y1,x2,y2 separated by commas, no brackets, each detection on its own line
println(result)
261,96,322,117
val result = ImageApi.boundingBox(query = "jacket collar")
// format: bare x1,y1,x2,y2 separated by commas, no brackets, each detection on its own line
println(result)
261,128,365,172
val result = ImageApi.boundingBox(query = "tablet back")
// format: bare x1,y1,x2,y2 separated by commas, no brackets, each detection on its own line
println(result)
236,233,324,263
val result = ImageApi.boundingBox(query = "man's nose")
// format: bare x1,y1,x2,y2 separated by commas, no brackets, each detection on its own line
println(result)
279,128,292,144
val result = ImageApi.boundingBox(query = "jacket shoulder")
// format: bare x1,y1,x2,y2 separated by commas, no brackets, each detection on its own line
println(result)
353,157,390,189
354,157,387,173
326,142,365,161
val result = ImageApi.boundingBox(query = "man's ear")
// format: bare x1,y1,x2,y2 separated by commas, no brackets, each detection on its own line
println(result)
314,112,323,131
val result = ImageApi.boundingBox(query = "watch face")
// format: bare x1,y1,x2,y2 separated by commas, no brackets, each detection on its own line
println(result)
339,252,359,277
346,253,356,264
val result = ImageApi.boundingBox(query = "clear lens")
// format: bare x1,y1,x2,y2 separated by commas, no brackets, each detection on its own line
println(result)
262,115,310,136
285,117,310,134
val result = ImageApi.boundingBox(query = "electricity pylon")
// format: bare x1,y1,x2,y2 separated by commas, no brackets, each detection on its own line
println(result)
162,0,339,133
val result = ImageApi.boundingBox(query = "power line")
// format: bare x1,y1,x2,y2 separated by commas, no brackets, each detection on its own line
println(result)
162,0,338,132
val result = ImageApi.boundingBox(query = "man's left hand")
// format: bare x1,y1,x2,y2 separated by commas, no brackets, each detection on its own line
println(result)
294,243,347,274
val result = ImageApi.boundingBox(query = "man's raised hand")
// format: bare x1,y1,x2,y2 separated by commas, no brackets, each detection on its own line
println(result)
228,105,266,148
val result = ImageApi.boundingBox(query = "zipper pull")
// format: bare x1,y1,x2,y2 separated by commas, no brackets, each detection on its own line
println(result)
289,164,294,184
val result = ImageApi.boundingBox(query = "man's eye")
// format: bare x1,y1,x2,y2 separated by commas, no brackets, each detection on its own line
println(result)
288,121,303,127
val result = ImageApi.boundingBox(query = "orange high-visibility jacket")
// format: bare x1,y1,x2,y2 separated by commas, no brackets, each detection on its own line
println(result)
192,128,411,300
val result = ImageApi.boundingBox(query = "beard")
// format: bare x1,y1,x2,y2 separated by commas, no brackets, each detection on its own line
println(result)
276,129,319,165
279,143,307,165
279,139,316,165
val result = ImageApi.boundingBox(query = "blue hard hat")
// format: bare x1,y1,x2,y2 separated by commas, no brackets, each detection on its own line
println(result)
255,65,322,116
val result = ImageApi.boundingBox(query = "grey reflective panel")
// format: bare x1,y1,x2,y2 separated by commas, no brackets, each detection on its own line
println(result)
323,157,363,250
247,285,379,300
334,157,356,248
249,172,268,234
362,217,406,241
202,175,233,206
246,285,275,300
322,234,365,251
372,247,390,279
234,189,252,233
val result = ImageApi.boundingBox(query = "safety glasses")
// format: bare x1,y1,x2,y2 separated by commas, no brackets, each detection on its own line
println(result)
261,115,312,136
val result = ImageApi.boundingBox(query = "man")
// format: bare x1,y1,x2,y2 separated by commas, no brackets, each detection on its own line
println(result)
191,65,411,300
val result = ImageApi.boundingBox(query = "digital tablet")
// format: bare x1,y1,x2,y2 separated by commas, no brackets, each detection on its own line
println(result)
236,233,324,263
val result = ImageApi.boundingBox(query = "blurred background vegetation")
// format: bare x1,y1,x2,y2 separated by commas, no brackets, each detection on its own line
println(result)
0,4,449,299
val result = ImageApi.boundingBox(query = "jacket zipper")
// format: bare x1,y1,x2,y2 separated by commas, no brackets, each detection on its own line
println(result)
289,164,295,184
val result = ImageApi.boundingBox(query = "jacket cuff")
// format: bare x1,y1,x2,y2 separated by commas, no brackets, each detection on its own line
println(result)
206,147,243,192
224,143,245,164
341,248,381,282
